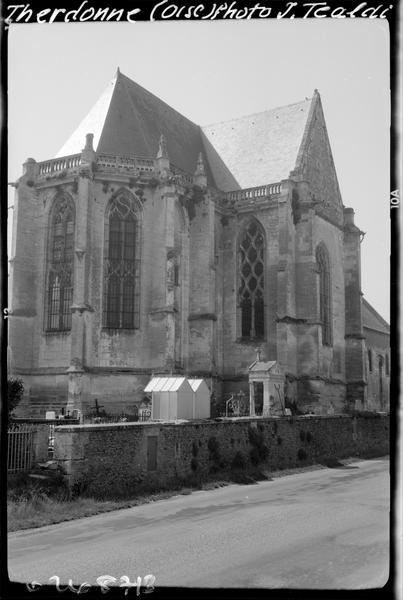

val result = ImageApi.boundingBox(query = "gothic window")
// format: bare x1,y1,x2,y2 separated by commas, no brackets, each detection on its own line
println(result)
46,197,75,331
385,353,389,376
239,220,265,339
103,192,141,329
368,349,373,372
316,244,332,346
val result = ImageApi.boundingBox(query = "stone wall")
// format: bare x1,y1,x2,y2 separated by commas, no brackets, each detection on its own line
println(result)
364,327,390,412
54,414,389,498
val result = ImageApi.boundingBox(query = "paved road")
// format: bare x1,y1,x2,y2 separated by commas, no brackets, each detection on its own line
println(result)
8,457,389,590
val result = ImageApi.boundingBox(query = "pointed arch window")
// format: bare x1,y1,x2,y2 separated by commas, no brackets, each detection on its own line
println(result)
316,244,332,346
239,220,265,339
46,197,75,331
103,193,141,329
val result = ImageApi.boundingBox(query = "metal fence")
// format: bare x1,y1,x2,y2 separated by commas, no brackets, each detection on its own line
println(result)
84,410,151,424
7,424,36,473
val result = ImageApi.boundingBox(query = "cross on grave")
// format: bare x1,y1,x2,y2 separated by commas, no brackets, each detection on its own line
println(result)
93,398,104,417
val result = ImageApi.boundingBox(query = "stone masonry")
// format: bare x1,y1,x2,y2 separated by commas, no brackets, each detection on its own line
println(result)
8,71,389,417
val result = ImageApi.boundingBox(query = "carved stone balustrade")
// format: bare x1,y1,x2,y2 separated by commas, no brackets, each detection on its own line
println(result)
37,154,82,180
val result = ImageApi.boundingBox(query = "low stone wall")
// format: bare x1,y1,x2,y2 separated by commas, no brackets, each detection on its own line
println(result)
32,424,52,463
54,414,389,498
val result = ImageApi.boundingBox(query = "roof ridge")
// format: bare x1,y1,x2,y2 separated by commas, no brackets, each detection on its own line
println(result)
202,97,313,129
119,71,200,129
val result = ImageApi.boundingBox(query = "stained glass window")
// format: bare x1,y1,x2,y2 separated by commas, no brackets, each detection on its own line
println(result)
46,198,74,331
239,220,265,338
316,244,332,346
103,193,141,329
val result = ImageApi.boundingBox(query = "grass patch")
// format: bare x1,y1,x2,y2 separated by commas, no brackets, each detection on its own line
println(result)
9,456,377,533
7,468,266,532
7,487,208,533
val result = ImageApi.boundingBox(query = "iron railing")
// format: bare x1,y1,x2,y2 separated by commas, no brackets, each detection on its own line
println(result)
7,424,35,473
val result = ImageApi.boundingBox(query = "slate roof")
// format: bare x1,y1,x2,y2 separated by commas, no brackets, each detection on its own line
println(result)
56,69,315,192
201,99,313,191
362,299,390,335
56,70,215,184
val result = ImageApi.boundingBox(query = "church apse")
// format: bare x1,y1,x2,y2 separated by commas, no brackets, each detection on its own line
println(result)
8,71,388,418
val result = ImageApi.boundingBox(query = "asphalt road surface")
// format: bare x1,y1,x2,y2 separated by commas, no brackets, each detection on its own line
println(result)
8,457,389,590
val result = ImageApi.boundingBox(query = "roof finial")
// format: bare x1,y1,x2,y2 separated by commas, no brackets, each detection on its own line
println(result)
194,152,206,177
81,132,96,169
193,152,207,188
156,134,168,160
255,347,261,362
155,133,170,177
84,133,94,151
116,66,121,76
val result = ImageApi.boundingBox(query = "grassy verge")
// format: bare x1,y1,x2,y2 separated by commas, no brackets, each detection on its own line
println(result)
7,480,230,533
8,457,368,533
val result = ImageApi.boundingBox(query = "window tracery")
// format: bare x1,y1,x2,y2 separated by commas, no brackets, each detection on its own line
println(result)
46,197,74,331
239,220,265,339
103,193,141,329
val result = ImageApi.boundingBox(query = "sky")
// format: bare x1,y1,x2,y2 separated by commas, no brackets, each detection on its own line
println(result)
8,19,390,320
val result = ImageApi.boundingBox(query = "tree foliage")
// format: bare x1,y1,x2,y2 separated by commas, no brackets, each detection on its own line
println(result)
8,378,24,419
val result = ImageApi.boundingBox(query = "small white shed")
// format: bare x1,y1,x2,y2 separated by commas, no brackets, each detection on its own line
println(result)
144,377,194,421
188,379,211,419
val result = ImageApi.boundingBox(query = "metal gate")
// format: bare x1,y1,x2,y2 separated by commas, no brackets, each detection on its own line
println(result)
7,424,35,473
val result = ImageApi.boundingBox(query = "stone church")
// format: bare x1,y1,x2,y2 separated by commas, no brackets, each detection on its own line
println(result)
8,69,390,418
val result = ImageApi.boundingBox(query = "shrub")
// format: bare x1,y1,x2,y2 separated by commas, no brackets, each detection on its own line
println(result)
297,448,307,461
8,378,24,419
192,442,199,457
248,426,269,463
207,436,219,452
250,447,260,466
232,451,247,469
299,430,306,442
248,426,261,446
8,471,69,503
207,437,221,462
277,436,282,445
190,458,198,472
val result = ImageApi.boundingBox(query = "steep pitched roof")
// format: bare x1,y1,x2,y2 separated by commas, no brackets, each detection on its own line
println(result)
201,98,313,191
362,299,390,335
56,70,321,193
56,70,214,183
56,75,117,158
